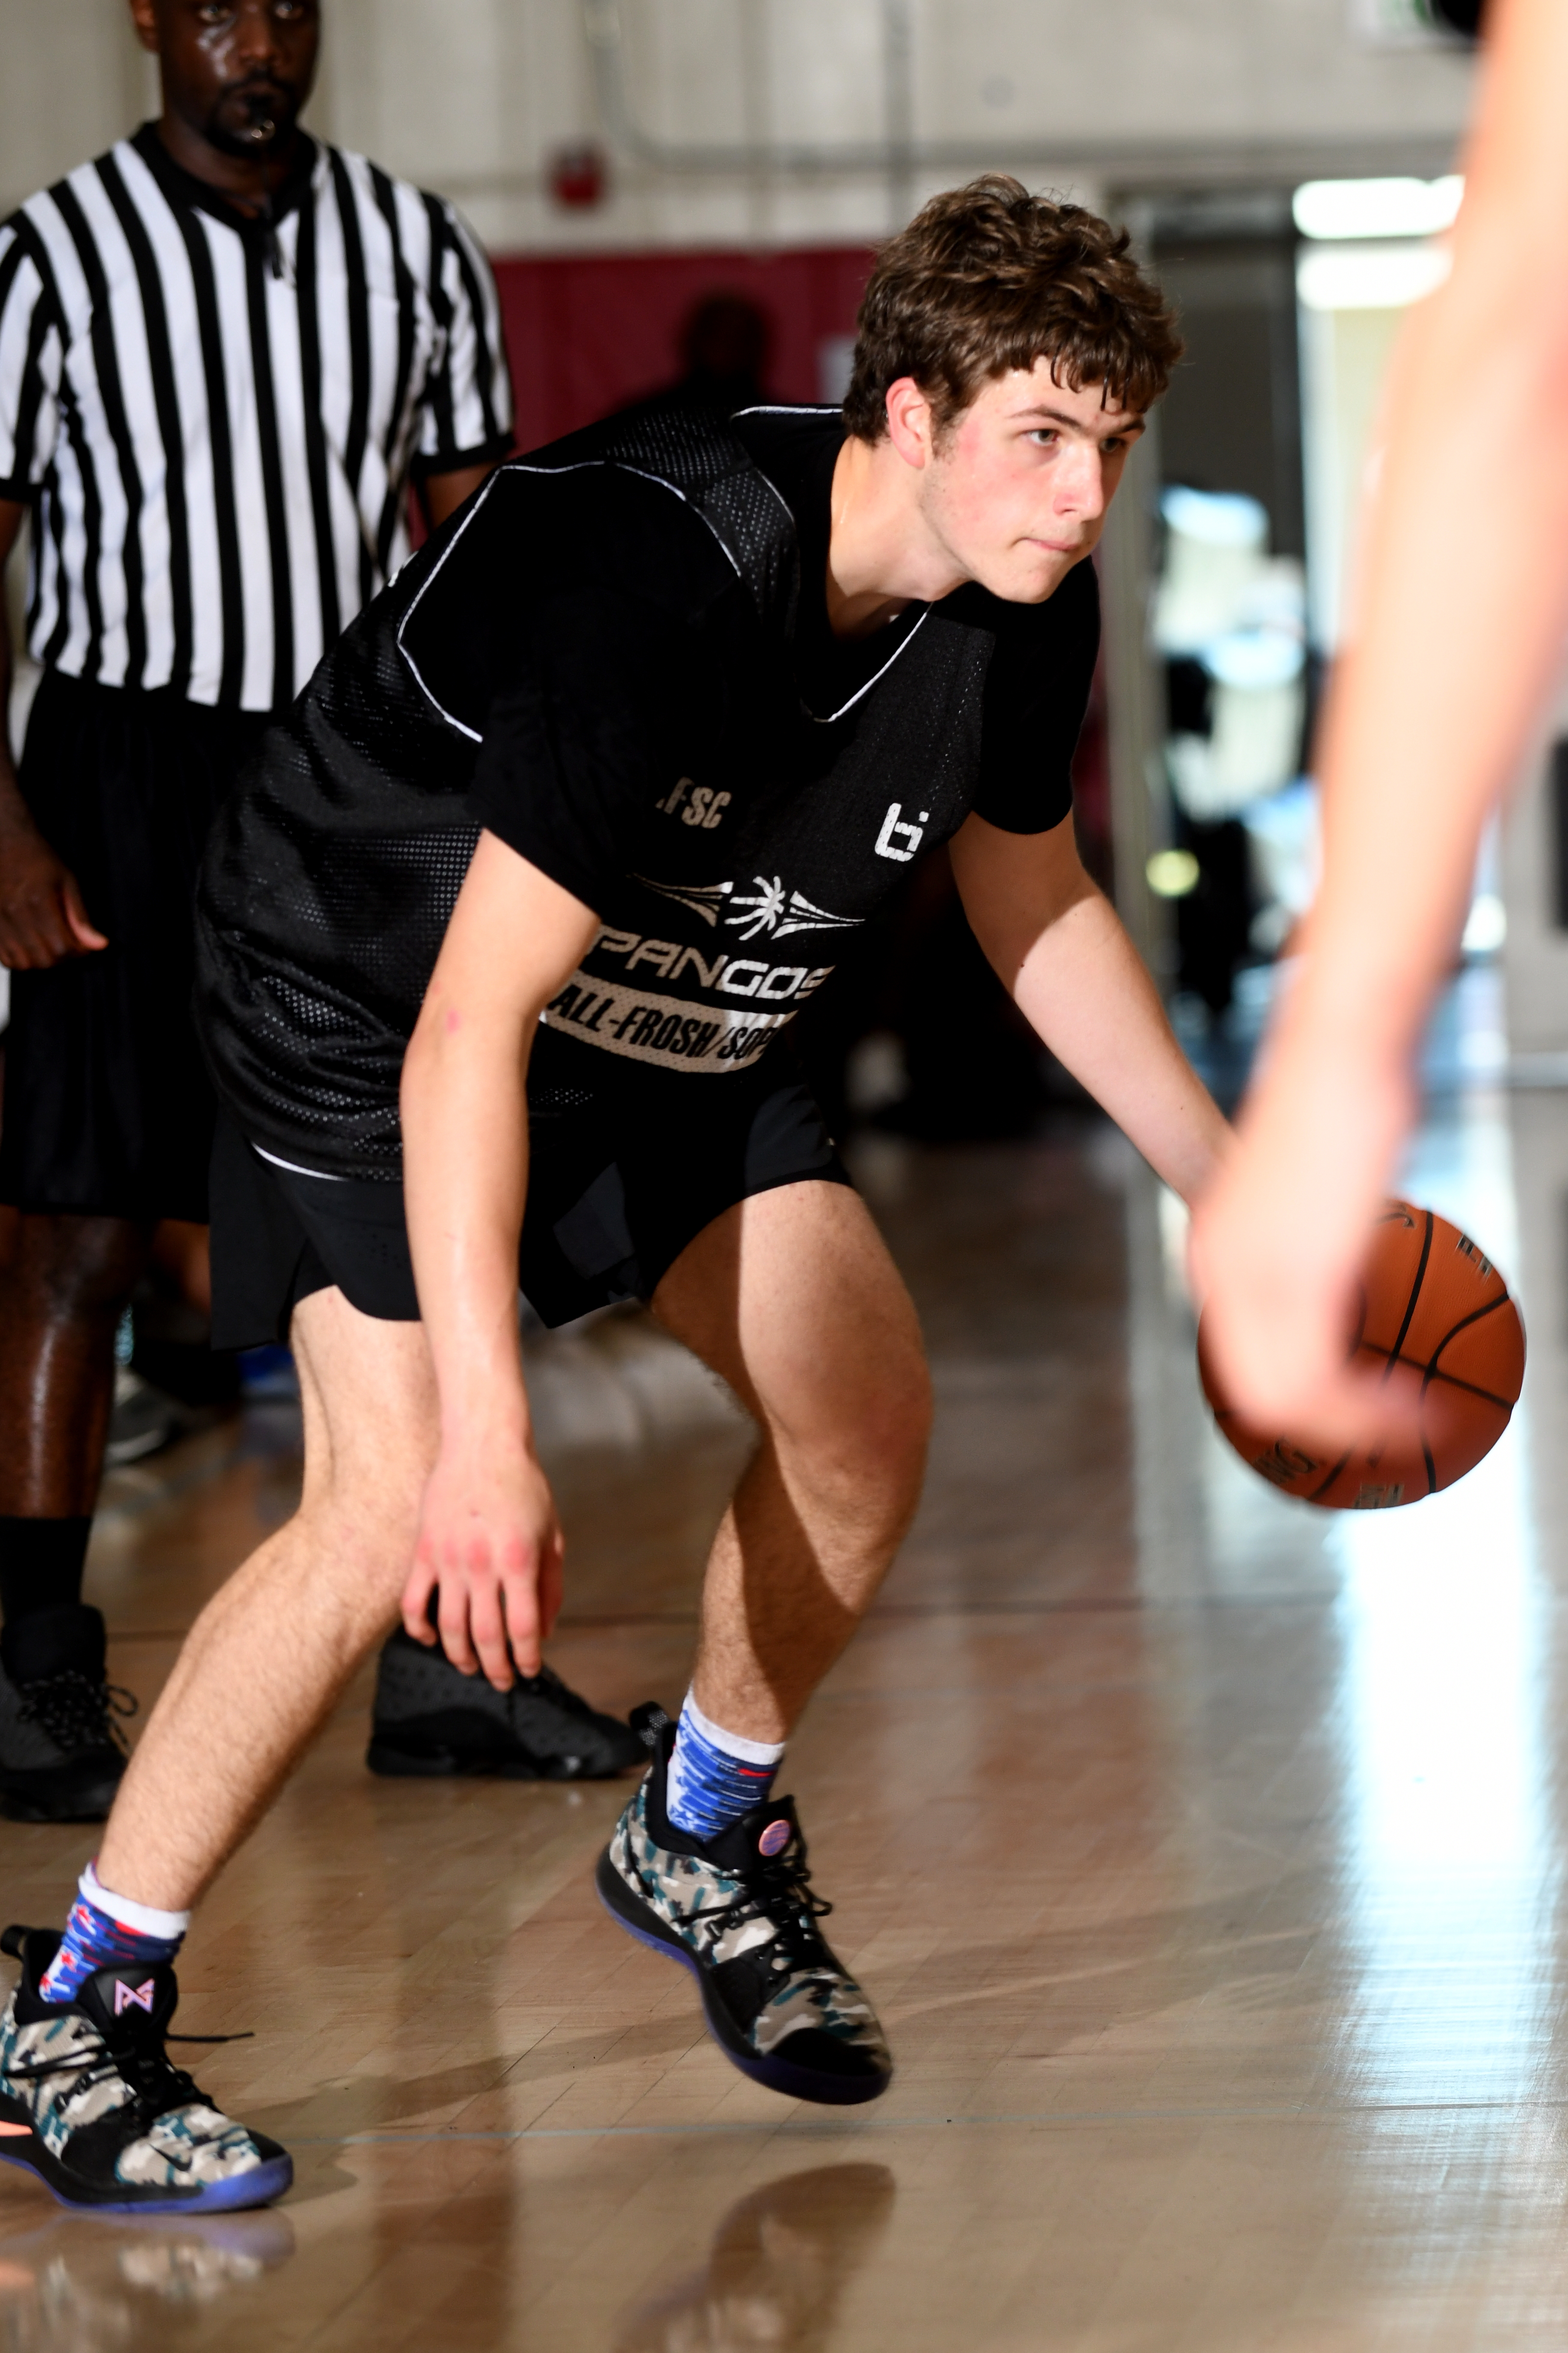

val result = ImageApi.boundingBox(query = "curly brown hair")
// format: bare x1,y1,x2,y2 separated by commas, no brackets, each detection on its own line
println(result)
843,175,1181,443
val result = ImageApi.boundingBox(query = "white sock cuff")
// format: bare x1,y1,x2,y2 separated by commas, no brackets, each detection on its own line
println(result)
81,1862,190,1941
680,1689,785,1767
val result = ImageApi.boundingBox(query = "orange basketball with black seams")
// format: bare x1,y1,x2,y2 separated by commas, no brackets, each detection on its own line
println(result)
1197,1198,1526,1510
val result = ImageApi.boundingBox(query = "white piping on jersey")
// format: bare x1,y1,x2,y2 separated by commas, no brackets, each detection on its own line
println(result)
395,457,757,739
254,1144,349,1184
731,405,931,726
612,465,741,582
803,606,929,725
396,415,925,738
727,406,805,537
394,464,509,742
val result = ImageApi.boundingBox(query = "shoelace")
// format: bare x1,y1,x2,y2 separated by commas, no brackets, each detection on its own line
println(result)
518,1664,597,1717
687,1839,835,1968
7,2033,202,2128
18,1671,138,1758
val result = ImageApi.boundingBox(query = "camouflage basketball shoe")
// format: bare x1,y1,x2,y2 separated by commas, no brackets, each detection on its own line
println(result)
0,1928,291,2214
596,1707,891,2106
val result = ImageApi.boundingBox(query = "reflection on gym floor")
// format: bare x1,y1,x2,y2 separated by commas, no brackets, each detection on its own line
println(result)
0,2208,295,2348
4,1054,1568,2349
611,2163,895,2350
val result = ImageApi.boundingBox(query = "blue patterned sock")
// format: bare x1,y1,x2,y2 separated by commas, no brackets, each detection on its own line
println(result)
40,1863,189,2004
665,1690,785,1841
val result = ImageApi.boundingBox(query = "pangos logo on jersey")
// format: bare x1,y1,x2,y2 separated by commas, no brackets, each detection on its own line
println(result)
637,872,864,945
541,878,862,1074
544,975,788,1069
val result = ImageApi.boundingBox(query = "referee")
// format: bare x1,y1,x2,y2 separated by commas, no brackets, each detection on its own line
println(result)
0,0,632,1820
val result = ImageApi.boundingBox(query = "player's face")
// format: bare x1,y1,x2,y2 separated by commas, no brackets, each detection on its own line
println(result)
919,361,1145,604
137,0,320,162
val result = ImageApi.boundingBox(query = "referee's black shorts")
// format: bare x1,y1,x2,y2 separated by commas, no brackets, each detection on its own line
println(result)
0,672,272,1222
208,1028,854,1349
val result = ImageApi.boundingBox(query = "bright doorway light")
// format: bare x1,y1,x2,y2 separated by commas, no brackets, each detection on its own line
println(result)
1293,175,1463,240
1297,242,1452,312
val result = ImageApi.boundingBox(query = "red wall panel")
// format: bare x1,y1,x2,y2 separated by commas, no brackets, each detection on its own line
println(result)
491,245,876,453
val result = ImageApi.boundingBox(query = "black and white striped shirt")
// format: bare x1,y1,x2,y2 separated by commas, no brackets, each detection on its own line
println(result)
0,124,512,713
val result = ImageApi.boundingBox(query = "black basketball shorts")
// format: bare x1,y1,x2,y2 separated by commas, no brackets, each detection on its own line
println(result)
208,1028,853,1349
0,672,272,1221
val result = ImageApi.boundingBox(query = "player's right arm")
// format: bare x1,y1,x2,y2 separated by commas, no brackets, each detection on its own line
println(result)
1192,0,1568,1437
399,830,600,1690
0,496,106,969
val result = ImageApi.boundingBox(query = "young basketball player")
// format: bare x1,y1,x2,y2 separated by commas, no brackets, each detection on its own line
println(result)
1194,0,1563,1436
0,177,1229,2210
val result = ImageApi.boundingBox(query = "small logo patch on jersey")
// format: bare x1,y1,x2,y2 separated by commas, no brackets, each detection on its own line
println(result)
875,802,930,862
113,1979,157,2017
636,874,862,943
727,876,863,942
657,777,732,829
758,1820,791,1857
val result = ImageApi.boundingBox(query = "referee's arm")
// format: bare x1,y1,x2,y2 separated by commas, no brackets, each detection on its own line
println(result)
0,497,106,971
422,466,494,531
410,199,514,536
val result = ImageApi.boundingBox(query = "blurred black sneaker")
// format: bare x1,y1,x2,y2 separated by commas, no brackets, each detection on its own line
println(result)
104,1370,181,1469
0,1606,136,1824
366,1629,642,1781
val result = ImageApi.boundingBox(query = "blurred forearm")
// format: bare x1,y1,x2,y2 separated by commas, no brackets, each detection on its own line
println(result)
1293,0,1568,1076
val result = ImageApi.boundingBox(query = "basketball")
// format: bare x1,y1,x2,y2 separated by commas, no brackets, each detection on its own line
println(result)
1198,1199,1526,1509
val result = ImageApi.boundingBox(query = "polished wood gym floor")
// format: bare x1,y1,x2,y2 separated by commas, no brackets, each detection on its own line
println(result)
3,1071,1565,2350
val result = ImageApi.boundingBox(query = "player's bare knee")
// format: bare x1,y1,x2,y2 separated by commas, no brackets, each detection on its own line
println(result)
868,1354,934,1496
330,1479,421,1576
294,1447,423,1609
780,1346,932,1518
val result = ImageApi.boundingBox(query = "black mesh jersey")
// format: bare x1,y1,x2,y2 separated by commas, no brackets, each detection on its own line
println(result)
195,401,1099,1179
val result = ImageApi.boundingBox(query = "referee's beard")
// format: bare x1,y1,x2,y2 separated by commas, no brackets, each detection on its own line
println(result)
202,78,304,165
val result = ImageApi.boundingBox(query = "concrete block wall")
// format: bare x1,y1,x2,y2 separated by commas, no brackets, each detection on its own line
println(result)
3,0,1474,250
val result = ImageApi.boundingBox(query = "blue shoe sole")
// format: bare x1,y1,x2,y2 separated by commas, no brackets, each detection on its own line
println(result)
0,2140,293,2215
596,1853,890,2108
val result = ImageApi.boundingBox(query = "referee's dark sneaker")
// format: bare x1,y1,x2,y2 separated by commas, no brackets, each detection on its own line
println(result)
0,1607,135,1825
596,1707,892,2106
0,1928,291,2214
366,1630,642,1781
